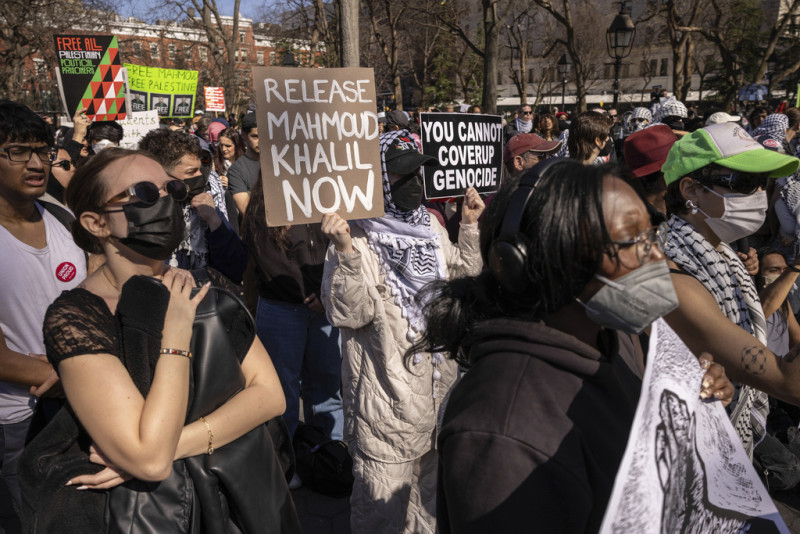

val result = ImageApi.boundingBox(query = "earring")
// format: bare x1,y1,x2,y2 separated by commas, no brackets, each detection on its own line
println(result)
685,199,698,215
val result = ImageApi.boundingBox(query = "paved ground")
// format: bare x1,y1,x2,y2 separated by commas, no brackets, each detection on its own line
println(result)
292,486,351,534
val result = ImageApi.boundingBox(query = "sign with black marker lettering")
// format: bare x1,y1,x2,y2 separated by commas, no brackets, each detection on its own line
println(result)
253,67,383,226
419,113,503,199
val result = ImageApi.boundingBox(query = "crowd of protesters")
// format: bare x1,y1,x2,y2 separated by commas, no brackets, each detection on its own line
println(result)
4,85,800,534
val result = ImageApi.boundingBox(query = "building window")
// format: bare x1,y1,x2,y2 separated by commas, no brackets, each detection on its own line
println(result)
649,59,657,75
168,44,176,60
257,51,264,65
183,45,192,59
34,58,47,77
150,43,159,59
240,49,247,63
527,68,534,84
133,41,142,54
240,31,247,43
199,47,207,61
269,51,276,65
659,58,668,77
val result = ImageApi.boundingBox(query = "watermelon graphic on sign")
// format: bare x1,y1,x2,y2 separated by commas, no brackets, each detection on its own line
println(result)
54,35,128,121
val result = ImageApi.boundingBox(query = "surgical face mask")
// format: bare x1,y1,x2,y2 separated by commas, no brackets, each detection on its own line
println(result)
698,186,767,243
579,259,679,334
92,139,116,153
761,273,781,287
113,195,185,261
390,173,424,212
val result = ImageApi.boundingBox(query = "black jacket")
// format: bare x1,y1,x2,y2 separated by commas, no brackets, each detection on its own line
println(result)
437,319,643,533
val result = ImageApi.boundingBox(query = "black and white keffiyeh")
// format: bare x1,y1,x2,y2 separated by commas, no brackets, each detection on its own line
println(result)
751,113,788,142
515,117,532,134
353,129,446,340
664,215,768,458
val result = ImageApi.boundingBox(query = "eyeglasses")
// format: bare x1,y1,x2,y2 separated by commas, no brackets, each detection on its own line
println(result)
694,171,769,196
609,114,618,118
52,159,72,171
104,179,189,209
521,111,533,115
1,145,56,165
610,222,668,265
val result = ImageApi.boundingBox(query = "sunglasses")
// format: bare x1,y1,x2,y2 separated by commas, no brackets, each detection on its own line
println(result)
521,111,533,115
694,171,769,196
52,159,72,171
105,179,189,207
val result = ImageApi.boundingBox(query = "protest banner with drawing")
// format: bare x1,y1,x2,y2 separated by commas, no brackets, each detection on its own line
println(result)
54,35,128,121
419,112,503,199
253,66,384,226
118,110,160,149
124,63,198,118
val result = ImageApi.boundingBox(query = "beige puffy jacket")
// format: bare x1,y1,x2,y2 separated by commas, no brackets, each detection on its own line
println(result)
322,220,482,463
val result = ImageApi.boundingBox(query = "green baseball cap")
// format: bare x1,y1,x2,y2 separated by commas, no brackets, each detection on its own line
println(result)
662,122,799,185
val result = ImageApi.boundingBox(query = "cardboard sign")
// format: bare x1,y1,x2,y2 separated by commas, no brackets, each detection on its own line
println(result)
253,67,384,226
54,35,128,121
419,113,503,199
204,87,226,112
420,113,503,199
117,110,160,149
124,63,198,118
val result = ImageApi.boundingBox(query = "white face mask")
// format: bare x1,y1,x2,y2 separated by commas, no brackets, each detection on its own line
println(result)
761,273,781,287
697,185,767,243
91,139,116,153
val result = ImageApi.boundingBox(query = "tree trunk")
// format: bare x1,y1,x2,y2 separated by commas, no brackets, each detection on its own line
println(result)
340,0,359,67
482,0,499,114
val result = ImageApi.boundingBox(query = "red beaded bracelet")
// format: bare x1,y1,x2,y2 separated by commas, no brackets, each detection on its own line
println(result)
160,348,192,359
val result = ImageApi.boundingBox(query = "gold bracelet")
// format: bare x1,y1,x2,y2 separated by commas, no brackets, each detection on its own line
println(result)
160,348,191,359
199,416,214,455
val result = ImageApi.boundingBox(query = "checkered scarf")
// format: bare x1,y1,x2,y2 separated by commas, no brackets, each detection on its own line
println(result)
654,99,687,123
751,113,788,144
353,129,446,339
664,215,768,458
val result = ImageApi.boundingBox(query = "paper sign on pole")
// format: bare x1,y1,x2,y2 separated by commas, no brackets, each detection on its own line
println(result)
54,35,128,121
124,63,198,118
253,67,384,226
204,87,226,112
419,113,503,199
118,110,160,150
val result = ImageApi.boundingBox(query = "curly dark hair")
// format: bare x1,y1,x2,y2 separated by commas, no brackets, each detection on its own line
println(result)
138,128,202,172
0,100,52,147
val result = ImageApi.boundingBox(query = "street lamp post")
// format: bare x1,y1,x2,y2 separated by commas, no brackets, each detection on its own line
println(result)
606,3,636,108
557,53,572,112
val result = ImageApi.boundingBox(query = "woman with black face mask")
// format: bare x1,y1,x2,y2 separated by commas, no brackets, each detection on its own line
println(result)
320,130,485,534
19,148,296,533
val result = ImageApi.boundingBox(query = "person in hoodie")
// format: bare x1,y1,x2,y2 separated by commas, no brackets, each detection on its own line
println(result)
415,159,734,533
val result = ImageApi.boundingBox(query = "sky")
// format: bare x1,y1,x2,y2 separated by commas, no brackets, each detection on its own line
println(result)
121,0,277,24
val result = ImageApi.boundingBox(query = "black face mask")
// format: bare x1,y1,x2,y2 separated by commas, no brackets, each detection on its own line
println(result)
390,173,423,212
598,138,614,158
115,195,186,260
183,173,209,200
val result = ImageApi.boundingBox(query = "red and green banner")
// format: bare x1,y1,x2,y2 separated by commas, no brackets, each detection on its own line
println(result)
54,35,128,121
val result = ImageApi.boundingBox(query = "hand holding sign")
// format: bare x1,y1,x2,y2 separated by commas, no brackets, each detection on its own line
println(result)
461,187,485,225
322,212,353,253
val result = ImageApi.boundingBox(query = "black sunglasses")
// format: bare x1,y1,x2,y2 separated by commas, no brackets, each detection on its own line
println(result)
694,170,769,196
52,159,72,171
105,179,189,207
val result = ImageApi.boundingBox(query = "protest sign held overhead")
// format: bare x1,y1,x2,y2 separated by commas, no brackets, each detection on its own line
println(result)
419,113,503,199
54,35,128,121
204,87,226,112
253,67,383,226
118,110,160,149
124,63,198,118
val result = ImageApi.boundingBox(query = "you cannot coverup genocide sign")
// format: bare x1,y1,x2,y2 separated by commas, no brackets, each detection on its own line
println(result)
54,35,128,121
419,112,503,199
253,67,384,226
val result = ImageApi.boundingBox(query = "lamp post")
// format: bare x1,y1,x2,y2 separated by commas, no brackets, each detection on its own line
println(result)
557,53,572,112
606,3,636,108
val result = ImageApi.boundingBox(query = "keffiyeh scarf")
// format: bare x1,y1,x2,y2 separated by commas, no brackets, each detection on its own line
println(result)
515,117,533,134
353,129,446,340
664,215,768,458
751,113,788,143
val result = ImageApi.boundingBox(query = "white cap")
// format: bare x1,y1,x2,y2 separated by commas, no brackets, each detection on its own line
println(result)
705,111,741,126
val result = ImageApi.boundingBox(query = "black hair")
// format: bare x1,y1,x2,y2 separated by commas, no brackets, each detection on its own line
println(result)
412,160,614,366
0,100,52,147
756,246,791,329
87,121,124,144
138,128,202,171
241,113,258,134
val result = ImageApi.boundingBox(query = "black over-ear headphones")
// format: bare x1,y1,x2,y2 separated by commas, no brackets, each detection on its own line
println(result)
487,158,568,295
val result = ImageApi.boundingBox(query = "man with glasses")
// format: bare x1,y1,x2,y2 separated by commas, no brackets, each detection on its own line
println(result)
502,133,562,180
504,104,534,144
138,128,247,283
0,100,87,534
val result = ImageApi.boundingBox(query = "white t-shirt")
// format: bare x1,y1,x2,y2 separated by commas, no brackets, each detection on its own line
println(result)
0,203,86,423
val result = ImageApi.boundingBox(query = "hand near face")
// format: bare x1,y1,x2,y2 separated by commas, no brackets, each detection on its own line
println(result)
461,187,485,225
321,212,353,253
737,247,759,276
191,192,221,231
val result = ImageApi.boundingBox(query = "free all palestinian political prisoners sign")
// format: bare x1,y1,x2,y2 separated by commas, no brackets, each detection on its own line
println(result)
419,112,503,199
253,67,384,226
54,35,128,121
124,63,198,118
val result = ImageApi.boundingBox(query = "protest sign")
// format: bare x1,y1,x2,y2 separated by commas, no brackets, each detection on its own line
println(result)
124,63,198,118
419,112,503,200
253,67,383,226
600,319,788,534
54,35,128,121
204,87,226,112
118,110,160,149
